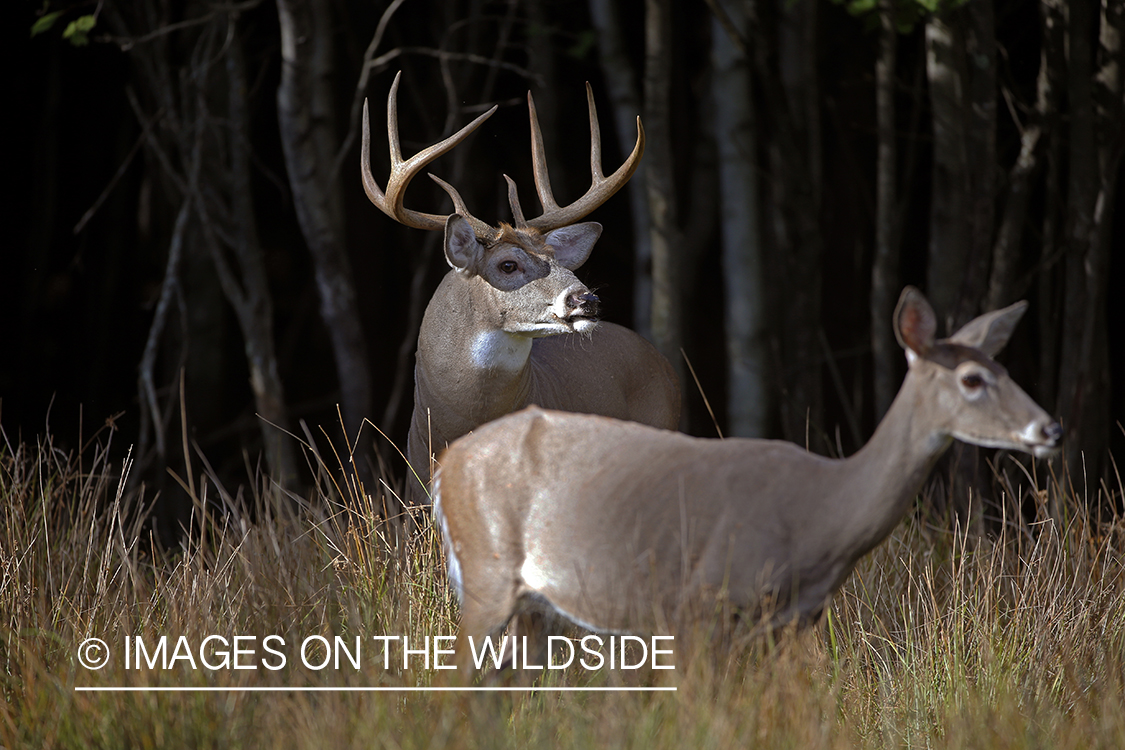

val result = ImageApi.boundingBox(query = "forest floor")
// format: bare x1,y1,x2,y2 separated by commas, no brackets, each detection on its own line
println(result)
2,423,1124,749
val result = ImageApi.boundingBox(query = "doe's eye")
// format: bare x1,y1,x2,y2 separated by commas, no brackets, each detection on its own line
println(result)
499,261,518,274
961,373,985,390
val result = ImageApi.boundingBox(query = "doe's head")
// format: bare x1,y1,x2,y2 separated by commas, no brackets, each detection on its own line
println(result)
893,286,1062,458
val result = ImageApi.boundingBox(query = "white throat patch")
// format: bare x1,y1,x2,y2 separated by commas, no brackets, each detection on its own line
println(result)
469,330,533,371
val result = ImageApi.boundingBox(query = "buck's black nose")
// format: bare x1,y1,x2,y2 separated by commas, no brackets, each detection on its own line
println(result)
569,291,601,316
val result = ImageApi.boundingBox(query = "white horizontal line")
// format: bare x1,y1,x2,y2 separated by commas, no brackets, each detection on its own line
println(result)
75,686,676,693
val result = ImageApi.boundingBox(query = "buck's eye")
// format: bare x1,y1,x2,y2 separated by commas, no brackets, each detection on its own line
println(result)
961,373,985,390
499,261,518,274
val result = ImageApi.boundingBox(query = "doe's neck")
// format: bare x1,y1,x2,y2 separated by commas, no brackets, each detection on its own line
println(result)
841,371,954,553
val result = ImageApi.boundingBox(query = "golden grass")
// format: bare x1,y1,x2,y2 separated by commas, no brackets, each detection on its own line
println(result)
1,424,1123,749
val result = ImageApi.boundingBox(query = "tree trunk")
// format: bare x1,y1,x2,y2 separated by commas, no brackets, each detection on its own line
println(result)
956,0,997,327
1057,0,1098,487
871,0,900,422
276,0,374,491
925,2,996,331
588,0,653,338
711,1,767,437
645,0,685,401
219,26,299,489
925,11,969,330
986,0,1065,312
924,2,998,528
770,0,823,445
1037,1,1068,415
107,5,298,505
1057,0,1122,488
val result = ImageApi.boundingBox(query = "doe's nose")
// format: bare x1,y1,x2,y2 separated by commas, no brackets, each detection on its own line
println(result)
1042,421,1063,445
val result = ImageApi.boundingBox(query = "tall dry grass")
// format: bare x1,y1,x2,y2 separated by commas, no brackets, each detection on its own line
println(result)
1,422,1123,749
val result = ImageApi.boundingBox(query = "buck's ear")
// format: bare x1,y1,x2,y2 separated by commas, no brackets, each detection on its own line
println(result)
545,222,602,270
947,300,1028,357
893,286,937,361
444,214,483,273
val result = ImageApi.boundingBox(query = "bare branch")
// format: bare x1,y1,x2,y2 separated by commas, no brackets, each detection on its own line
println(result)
332,0,410,183
137,198,190,463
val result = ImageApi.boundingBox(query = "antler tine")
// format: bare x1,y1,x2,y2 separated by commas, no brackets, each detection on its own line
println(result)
503,175,528,227
523,84,645,232
429,174,499,240
586,82,605,181
361,71,498,232
526,91,559,220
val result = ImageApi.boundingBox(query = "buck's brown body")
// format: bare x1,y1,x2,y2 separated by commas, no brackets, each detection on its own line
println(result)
362,73,680,506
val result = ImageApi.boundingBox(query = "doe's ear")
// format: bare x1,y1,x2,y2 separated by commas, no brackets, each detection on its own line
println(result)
444,214,482,273
893,286,937,358
946,300,1028,357
545,222,602,270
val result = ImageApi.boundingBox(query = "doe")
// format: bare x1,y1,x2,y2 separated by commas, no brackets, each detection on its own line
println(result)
433,287,1062,671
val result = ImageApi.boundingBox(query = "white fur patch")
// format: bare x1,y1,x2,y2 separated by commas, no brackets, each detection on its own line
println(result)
520,555,548,591
469,330,532,371
1018,420,1044,446
951,431,1016,451
432,474,463,603
519,556,614,634
549,285,579,322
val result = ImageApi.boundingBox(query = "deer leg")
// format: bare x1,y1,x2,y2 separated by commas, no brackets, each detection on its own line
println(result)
453,568,520,677
494,610,549,674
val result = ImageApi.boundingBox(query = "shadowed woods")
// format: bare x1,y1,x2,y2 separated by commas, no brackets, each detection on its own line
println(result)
10,0,1124,534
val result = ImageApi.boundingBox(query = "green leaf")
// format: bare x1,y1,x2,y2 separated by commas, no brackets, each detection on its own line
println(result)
845,0,877,16
31,10,62,37
62,14,96,47
566,30,596,61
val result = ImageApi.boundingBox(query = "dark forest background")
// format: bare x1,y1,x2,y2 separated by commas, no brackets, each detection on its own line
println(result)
6,0,1124,537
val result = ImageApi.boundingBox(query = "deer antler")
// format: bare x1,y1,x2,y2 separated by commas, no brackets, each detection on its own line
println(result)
363,74,644,237
361,71,497,237
508,83,645,232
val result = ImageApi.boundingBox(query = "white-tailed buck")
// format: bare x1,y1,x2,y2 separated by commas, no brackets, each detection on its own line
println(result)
434,287,1062,671
362,73,680,506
